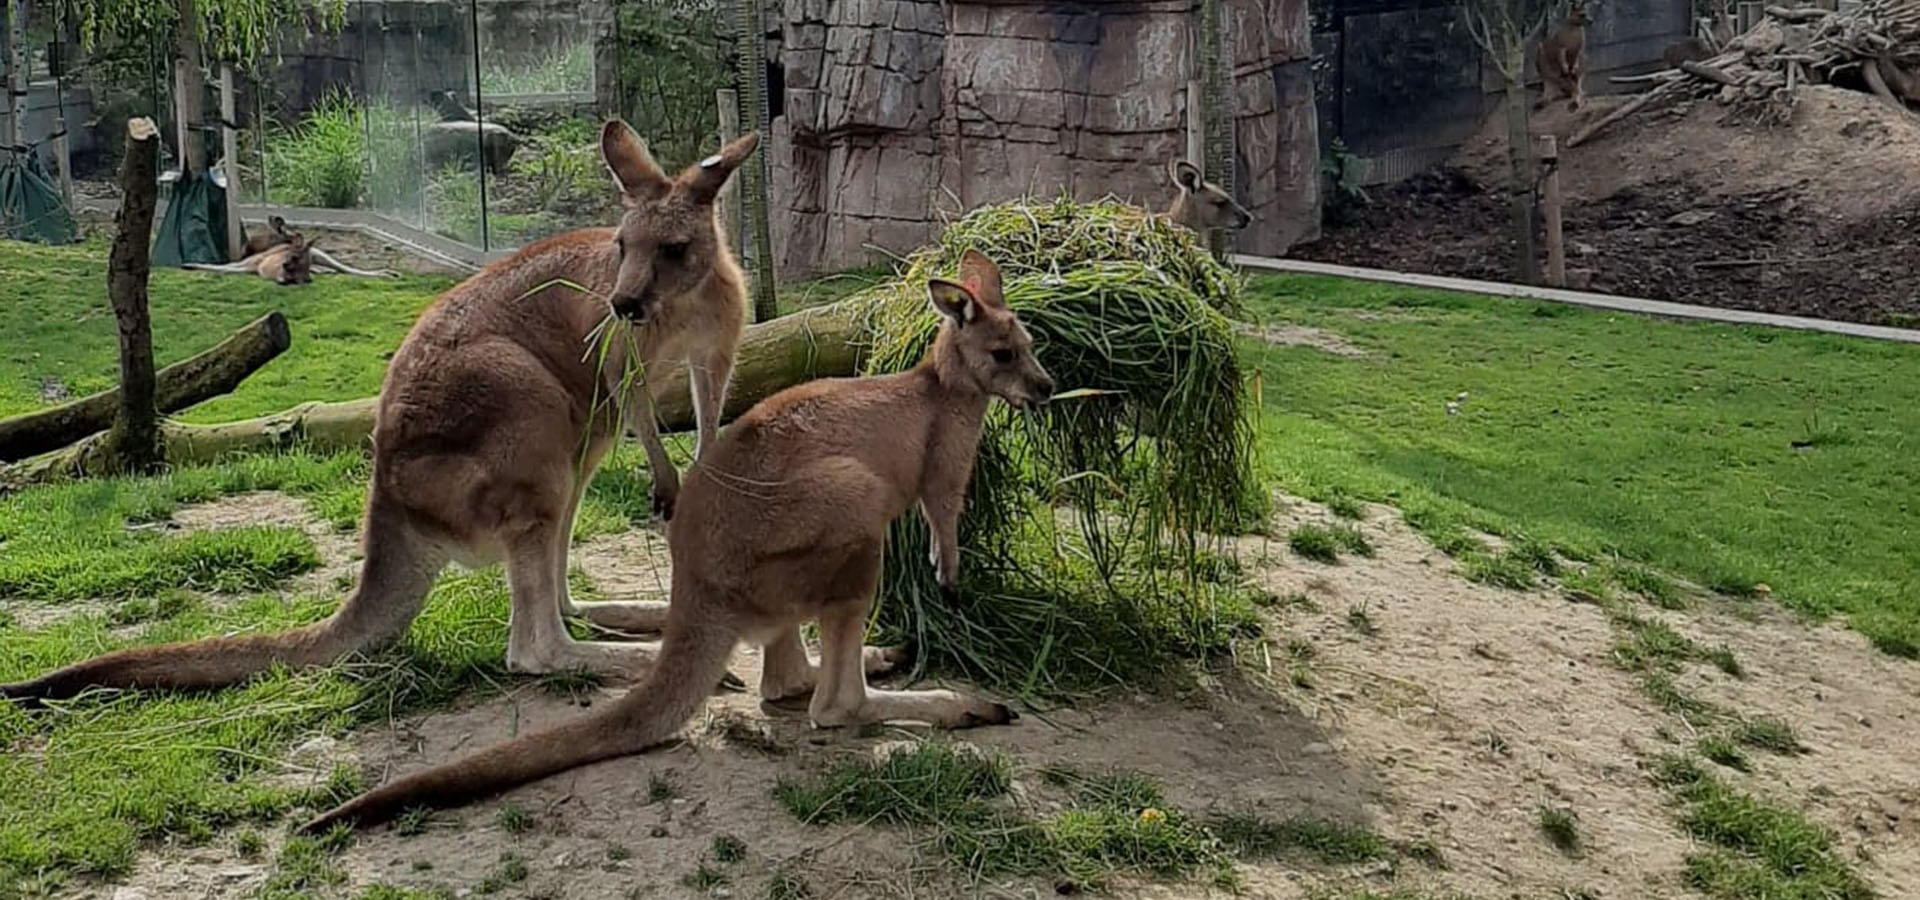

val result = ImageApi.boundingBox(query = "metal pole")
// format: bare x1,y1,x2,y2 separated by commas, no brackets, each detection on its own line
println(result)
716,87,742,249
730,0,777,320
1185,79,1203,168
467,0,489,250
220,64,242,259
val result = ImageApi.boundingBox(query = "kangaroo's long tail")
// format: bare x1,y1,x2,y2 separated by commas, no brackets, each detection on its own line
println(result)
0,516,441,704
299,615,737,834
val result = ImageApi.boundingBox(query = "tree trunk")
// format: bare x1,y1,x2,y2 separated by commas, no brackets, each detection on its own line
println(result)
1501,43,1539,285
172,0,207,174
5,0,27,148
101,117,164,474
0,312,291,462
4,300,868,488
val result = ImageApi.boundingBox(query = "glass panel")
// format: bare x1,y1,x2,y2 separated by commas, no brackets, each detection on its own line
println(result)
472,0,604,251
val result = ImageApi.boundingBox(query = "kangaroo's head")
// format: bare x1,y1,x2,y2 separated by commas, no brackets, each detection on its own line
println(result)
1168,159,1253,232
600,119,758,323
927,251,1055,412
1566,0,1592,26
275,236,316,285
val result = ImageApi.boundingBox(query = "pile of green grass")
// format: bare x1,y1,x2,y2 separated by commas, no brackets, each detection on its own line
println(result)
856,199,1263,694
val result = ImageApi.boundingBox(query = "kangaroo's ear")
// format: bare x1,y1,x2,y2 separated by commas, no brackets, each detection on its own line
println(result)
957,250,1004,308
1171,159,1203,192
683,132,761,204
927,278,978,326
269,215,287,232
601,119,670,202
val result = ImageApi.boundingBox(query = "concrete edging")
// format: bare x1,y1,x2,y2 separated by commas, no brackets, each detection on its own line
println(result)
1234,255,1920,346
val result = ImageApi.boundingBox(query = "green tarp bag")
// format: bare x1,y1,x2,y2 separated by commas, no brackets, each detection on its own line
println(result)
0,150,80,245
151,170,237,266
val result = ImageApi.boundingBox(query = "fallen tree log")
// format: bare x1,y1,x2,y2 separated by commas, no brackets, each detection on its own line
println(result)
2,299,869,488
0,312,292,462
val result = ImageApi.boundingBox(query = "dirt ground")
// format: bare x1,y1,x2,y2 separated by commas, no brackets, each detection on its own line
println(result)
1294,86,1920,327
63,489,1920,900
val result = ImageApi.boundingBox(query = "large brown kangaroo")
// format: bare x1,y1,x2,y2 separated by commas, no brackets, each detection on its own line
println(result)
1535,0,1593,111
1167,159,1253,232
0,121,761,704
300,251,1049,833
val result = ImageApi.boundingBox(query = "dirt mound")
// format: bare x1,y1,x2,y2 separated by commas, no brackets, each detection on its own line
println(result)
1298,85,1920,325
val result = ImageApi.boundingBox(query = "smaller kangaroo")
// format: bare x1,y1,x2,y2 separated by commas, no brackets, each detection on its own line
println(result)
1168,159,1253,232
243,214,296,258
1535,0,1593,112
300,251,1048,833
183,235,318,285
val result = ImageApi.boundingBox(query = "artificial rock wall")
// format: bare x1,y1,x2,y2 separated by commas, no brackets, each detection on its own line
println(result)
768,0,1320,277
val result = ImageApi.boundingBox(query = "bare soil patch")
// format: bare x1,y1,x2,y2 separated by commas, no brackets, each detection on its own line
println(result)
75,493,1920,899
1296,87,1920,326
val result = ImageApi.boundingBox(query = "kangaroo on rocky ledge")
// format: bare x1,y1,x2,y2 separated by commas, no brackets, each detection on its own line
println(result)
0,120,761,704
300,250,1050,833
1535,0,1593,111
1168,159,1253,232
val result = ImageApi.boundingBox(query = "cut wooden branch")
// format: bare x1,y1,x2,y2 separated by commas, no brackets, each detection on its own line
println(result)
1765,5,1830,23
1680,60,1742,85
3,298,873,488
1568,83,1678,148
0,313,291,462
99,117,165,474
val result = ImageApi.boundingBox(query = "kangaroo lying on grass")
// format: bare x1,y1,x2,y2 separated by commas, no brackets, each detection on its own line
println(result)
184,234,320,285
0,120,762,703
1168,159,1253,232
300,250,1049,833
188,217,399,282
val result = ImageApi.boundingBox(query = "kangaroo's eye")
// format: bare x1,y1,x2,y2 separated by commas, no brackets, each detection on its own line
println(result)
991,349,1015,364
661,242,689,261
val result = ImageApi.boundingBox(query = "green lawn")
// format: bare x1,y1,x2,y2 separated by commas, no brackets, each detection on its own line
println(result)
1240,275,1920,657
0,238,455,423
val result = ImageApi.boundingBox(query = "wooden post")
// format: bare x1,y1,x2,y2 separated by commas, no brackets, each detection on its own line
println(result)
1185,79,1204,167
1537,135,1565,288
219,64,242,259
716,88,741,250
52,115,73,207
105,117,164,473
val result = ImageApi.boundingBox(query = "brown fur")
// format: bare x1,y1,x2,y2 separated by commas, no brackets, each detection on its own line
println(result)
1167,159,1252,231
243,214,295,258
299,252,1052,833
1663,37,1711,70
0,120,760,705
182,235,318,285
1535,0,1592,111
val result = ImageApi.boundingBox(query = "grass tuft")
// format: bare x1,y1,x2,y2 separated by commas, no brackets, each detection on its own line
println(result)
1537,806,1581,855
1730,716,1806,756
1697,735,1752,773
1209,812,1390,865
